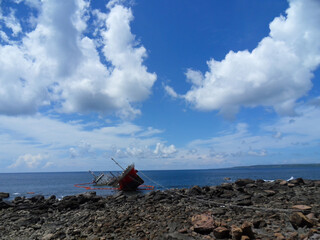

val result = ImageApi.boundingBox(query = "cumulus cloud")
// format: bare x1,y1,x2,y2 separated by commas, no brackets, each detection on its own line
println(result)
154,143,177,157
0,0,156,118
180,0,320,118
8,153,48,169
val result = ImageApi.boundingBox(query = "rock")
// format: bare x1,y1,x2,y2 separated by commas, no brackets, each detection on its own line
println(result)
289,212,314,229
0,200,14,209
165,232,194,240
188,186,202,195
236,199,252,206
0,178,319,239
292,205,312,211
212,208,226,216
213,226,230,239
0,192,9,199
274,233,285,240
263,190,276,196
231,225,242,240
30,195,45,203
253,219,267,229
241,236,250,240
191,213,214,234
42,233,54,240
241,222,254,239
235,179,255,187
288,178,305,185
279,180,287,186
220,183,233,190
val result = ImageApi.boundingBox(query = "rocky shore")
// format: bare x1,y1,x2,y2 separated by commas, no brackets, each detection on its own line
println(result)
1,178,320,239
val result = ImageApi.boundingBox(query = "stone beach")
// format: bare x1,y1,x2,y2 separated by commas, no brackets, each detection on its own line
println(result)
0,178,320,239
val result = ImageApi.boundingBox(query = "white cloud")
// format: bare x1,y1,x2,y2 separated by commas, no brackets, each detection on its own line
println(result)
164,85,179,98
0,114,171,171
154,143,177,157
8,153,47,169
183,104,320,166
0,8,22,36
181,0,320,118
0,1,156,118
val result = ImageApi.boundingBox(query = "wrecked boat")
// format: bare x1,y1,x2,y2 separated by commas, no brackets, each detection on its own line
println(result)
88,158,145,191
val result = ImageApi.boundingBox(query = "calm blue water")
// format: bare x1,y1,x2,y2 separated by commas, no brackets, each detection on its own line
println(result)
1,165,319,200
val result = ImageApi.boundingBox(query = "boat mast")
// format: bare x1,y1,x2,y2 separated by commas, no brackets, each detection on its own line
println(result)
111,158,125,171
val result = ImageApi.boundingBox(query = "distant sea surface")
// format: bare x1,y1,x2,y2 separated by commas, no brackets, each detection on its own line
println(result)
1,164,320,200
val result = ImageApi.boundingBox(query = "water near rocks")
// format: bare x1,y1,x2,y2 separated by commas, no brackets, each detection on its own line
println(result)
0,178,319,239
1,164,320,200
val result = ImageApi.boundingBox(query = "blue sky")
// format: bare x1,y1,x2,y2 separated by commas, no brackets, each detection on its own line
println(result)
0,0,320,172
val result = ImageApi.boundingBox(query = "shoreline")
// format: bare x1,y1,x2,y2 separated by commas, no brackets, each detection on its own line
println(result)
1,178,320,239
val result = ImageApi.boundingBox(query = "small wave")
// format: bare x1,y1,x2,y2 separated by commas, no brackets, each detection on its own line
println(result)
13,193,20,195
287,176,294,181
263,179,274,182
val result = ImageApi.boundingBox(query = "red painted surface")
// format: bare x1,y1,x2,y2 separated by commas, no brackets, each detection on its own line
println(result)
118,167,143,190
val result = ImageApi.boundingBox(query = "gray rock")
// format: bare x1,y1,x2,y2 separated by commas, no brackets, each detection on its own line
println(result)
235,179,255,187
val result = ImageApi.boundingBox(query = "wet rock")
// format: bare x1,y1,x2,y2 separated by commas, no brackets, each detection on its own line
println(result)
0,192,9,199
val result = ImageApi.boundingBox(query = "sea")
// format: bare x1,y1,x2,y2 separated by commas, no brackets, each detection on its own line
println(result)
1,164,320,201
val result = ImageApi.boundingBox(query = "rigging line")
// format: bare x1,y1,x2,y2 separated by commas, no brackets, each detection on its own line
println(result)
138,170,167,190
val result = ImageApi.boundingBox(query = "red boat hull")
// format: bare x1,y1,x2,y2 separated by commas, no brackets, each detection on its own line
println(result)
118,165,144,191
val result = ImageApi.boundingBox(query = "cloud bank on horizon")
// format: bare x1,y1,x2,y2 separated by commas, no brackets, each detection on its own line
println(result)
167,0,320,118
0,0,320,172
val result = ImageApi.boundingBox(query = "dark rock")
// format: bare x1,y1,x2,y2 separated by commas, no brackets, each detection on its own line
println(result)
231,225,242,240
165,232,194,240
30,194,45,203
255,179,265,184
220,183,233,190
289,212,314,229
0,192,9,199
253,219,267,229
0,200,14,209
235,179,255,187
213,226,230,239
187,185,202,195
236,199,252,206
153,191,168,201
241,221,254,239
263,190,276,196
212,208,226,216
288,178,305,185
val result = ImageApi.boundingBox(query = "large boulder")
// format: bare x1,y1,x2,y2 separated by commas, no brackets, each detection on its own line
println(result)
191,213,214,234
290,212,314,229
